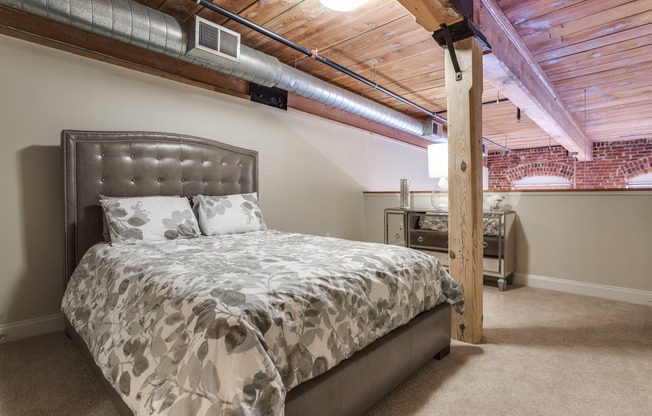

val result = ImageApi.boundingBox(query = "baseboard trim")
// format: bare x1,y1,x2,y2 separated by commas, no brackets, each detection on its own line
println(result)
0,313,65,344
513,273,652,305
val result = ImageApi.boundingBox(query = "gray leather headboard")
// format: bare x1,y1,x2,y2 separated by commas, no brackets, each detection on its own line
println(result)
62,130,259,286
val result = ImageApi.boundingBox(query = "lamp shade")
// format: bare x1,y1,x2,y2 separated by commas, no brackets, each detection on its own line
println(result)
428,143,448,178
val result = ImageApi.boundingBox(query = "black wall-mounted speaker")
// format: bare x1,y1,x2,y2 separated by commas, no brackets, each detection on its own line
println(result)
250,83,288,110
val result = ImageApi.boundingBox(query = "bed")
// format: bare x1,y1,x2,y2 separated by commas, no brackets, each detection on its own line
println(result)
61,130,463,416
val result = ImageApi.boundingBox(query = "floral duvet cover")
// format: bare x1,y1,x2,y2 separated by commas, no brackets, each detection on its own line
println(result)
62,230,463,416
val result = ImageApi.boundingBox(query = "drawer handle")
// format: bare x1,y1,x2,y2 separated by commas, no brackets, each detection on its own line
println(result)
417,236,424,243
483,241,488,248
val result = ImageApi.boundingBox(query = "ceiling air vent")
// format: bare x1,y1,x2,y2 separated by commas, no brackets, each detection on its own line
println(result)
187,16,240,64
423,121,446,142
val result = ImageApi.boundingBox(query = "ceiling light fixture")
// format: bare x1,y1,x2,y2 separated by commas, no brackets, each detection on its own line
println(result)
319,0,368,12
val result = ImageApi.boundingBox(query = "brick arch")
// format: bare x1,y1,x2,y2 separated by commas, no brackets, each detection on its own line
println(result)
618,155,651,180
505,161,574,185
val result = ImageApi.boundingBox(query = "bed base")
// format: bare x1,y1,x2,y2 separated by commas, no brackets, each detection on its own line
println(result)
66,302,451,416
62,131,453,415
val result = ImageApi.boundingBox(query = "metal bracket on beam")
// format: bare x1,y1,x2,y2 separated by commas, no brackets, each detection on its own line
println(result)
432,19,491,82
440,24,463,81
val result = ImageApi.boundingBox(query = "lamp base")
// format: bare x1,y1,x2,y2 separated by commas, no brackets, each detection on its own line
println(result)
430,190,448,211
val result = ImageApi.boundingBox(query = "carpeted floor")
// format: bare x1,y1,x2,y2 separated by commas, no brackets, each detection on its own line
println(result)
1,286,650,416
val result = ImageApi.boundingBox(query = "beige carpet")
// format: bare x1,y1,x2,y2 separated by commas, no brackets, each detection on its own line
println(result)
367,286,652,416
1,286,650,416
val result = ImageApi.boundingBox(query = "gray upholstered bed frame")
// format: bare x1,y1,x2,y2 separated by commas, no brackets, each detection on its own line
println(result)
62,130,451,416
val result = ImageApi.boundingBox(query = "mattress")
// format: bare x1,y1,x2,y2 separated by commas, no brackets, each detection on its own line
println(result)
62,230,463,416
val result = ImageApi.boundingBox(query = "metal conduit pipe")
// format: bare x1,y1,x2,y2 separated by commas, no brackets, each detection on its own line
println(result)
195,0,511,152
196,0,449,126
1,0,432,137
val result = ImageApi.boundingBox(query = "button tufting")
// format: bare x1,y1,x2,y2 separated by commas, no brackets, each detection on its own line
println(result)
181,179,185,183
101,178,105,183
100,153,104,157
158,178,162,182
156,156,161,160
180,158,183,162
202,180,206,183
130,155,134,158
132,179,136,182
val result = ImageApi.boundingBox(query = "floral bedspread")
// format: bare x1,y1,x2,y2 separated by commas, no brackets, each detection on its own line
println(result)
62,230,463,416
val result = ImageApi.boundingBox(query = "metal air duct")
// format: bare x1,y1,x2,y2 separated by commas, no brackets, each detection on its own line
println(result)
2,0,436,138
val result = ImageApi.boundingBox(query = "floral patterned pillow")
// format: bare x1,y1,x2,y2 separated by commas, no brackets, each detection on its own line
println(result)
99,195,200,243
194,193,267,236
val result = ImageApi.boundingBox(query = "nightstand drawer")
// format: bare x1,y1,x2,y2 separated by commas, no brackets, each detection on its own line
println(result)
410,230,501,257
409,230,448,250
483,236,500,257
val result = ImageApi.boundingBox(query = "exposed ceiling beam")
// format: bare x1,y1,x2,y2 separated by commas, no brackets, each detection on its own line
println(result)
396,0,464,31
476,0,592,160
398,0,592,160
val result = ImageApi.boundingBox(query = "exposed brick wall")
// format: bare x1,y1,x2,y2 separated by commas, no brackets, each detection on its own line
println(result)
486,139,652,190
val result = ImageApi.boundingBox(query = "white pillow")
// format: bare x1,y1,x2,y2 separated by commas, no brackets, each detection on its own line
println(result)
100,195,200,243
194,193,266,235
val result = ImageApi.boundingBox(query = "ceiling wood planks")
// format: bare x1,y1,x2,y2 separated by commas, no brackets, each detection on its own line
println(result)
478,0,592,160
157,0,203,21
1,0,650,152
501,0,652,144
520,0,651,54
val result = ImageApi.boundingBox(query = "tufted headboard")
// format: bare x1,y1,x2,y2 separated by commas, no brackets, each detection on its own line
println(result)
62,130,259,287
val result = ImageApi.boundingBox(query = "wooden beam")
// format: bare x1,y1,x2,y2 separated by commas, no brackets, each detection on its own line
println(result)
445,37,484,344
476,0,592,160
396,0,464,31
398,0,484,343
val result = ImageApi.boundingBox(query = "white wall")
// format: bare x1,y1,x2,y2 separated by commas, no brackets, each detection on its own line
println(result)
364,192,652,304
0,35,436,338
4,32,647,341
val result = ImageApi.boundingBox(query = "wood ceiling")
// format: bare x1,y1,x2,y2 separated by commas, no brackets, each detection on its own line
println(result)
2,0,651,153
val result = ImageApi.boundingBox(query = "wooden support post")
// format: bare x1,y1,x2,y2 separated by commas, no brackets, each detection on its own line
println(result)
445,37,483,344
